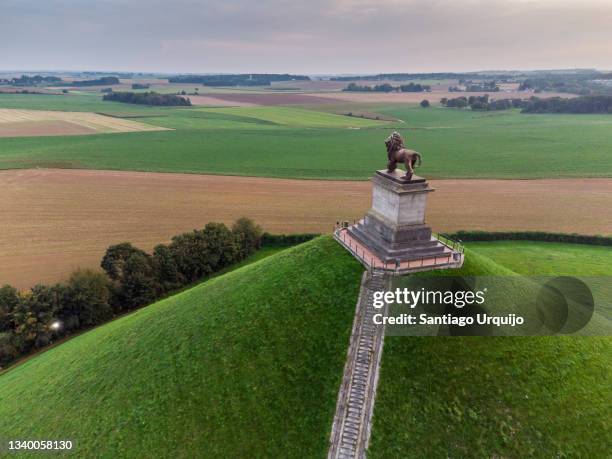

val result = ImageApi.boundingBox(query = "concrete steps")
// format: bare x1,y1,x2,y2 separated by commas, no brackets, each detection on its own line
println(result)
328,269,388,459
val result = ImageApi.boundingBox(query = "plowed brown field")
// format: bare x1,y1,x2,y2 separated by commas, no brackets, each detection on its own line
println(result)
1,169,610,289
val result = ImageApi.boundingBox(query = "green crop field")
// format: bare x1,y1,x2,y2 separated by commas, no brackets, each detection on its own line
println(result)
1,94,612,179
0,237,363,457
369,247,612,458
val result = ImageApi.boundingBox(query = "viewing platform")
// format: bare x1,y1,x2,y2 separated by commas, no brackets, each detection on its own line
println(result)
334,223,463,275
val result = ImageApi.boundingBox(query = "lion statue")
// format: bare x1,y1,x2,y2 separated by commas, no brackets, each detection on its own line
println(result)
385,131,422,180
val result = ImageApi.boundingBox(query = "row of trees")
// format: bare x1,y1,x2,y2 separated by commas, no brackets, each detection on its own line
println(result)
448,81,500,92
449,230,612,246
441,95,526,111
441,94,612,114
72,76,120,86
331,72,516,82
520,95,612,114
343,82,431,93
0,218,262,368
103,91,192,106
0,75,63,86
168,74,310,86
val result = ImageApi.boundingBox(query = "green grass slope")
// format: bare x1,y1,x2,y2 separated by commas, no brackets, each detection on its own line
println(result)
1,95,612,179
469,241,612,319
466,240,612,276
369,249,612,458
0,237,363,458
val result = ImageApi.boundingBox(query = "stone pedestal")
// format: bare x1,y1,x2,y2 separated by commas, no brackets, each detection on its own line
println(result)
348,170,446,262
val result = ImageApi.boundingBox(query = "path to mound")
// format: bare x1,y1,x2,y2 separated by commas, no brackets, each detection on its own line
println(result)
1,168,610,289
0,109,168,137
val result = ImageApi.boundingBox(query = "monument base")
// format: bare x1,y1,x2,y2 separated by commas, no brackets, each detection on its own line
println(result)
347,170,447,262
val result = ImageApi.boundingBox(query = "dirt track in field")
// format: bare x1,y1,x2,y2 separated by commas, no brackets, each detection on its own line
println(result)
1,169,610,289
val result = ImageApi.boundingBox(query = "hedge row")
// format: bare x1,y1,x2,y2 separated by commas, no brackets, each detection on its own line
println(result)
447,231,612,246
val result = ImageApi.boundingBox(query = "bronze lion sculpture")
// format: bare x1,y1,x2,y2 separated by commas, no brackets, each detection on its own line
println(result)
385,131,422,180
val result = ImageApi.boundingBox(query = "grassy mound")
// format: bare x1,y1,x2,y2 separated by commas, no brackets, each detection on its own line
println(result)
0,236,363,457
369,248,612,457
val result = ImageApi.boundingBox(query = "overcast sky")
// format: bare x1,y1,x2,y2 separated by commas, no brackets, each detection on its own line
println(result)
2,0,611,74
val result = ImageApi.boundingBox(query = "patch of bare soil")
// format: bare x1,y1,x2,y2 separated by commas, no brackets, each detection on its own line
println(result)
0,120,97,137
0,108,168,137
1,169,609,289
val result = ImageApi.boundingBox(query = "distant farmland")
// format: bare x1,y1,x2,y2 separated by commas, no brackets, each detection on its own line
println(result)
0,98,611,179
0,108,168,137
1,168,610,289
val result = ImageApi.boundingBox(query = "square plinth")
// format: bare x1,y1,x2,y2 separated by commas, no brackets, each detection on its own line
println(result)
370,170,434,227
347,170,443,262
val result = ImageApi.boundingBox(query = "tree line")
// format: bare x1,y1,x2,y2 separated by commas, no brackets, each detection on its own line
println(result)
168,74,310,86
448,230,612,246
343,82,431,93
440,95,525,110
440,94,612,114
103,91,192,106
449,80,500,92
0,218,262,369
73,76,120,86
0,75,63,86
331,72,516,82
520,95,612,114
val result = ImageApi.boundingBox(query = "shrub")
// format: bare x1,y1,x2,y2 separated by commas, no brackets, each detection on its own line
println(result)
116,252,158,309
232,217,263,259
0,285,19,333
420,99,430,108
60,270,112,330
101,242,150,282
152,244,183,292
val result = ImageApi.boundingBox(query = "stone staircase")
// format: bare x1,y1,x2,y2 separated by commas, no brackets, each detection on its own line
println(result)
328,269,388,459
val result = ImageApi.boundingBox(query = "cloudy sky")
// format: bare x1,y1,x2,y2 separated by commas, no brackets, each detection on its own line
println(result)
2,0,611,74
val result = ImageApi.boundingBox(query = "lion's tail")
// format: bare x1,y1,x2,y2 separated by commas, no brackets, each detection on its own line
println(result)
415,152,422,167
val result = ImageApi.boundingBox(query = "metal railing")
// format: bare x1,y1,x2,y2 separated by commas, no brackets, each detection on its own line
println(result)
334,227,460,274
432,231,464,254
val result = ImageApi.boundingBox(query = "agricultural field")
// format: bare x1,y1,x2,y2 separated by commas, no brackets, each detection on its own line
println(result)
2,169,611,289
1,93,612,179
0,108,167,137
